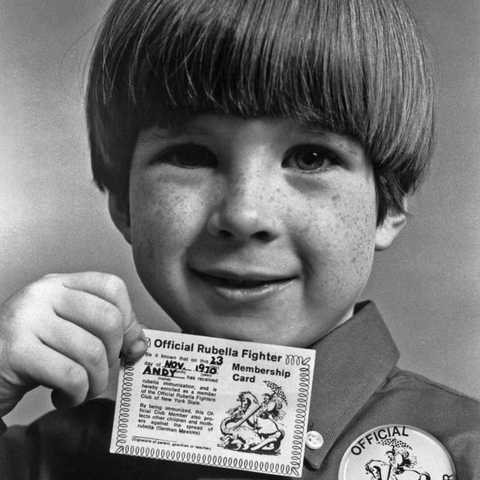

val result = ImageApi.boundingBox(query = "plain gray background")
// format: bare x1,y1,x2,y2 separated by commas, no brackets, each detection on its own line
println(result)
1,0,479,426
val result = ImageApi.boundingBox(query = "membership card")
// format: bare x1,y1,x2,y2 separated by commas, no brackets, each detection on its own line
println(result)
110,329,316,477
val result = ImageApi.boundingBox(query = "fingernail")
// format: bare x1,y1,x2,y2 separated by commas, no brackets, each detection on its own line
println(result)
129,338,147,357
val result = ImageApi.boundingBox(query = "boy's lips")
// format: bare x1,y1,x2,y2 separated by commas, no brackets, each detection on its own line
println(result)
190,267,298,302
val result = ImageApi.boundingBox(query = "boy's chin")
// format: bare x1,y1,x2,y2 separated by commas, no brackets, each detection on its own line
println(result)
161,296,355,347
177,319,324,348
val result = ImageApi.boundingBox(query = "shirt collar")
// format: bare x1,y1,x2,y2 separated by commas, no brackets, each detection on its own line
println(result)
304,301,399,470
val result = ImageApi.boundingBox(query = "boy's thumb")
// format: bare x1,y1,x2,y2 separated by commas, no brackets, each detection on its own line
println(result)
121,312,148,360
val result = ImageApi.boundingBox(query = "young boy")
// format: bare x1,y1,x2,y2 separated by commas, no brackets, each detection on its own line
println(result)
0,0,479,478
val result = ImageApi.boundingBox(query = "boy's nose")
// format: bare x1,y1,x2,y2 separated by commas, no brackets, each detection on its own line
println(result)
206,173,281,242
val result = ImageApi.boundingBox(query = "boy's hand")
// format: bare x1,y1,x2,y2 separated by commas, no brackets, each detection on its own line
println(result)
0,272,147,417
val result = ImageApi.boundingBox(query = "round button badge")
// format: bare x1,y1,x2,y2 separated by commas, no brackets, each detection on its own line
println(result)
339,425,455,480
305,430,324,450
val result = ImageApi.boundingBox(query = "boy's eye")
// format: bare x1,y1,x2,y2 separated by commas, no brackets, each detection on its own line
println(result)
282,145,338,172
153,144,216,168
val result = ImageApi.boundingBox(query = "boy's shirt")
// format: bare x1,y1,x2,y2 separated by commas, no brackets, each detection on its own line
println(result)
1,301,479,479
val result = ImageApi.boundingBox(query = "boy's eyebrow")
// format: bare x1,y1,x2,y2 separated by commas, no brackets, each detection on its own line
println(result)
297,123,361,145
295,123,333,137
136,120,359,149
137,125,210,146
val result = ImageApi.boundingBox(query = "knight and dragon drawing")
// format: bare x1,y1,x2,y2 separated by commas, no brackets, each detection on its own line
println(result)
218,381,287,454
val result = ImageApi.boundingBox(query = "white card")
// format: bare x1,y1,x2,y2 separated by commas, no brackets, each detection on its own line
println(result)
110,329,316,477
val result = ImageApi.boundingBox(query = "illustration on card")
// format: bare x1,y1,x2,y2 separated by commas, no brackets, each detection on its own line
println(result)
365,438,431,480
218,381,287,454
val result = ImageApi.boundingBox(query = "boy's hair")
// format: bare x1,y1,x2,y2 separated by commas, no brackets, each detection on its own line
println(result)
86,0,435,224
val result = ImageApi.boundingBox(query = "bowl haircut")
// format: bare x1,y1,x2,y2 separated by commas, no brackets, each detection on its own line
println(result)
86,0,435,224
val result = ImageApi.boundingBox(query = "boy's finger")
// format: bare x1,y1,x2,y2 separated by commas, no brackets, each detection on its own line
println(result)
18,343,90,409
55,272,134,319
51,288,124,367
38,319,109,398
50,272,147,360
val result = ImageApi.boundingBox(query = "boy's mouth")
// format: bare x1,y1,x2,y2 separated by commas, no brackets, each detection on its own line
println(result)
197,272,291,289
190,268,298,298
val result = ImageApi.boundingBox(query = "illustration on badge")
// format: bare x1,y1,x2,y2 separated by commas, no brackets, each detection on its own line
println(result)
218,380,287,454
365,438,430,480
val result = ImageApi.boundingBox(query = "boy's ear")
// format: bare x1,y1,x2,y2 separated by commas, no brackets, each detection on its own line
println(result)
108,194,132,244
375,201,407,251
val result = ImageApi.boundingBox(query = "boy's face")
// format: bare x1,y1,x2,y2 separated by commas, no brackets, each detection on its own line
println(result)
111,115,404,347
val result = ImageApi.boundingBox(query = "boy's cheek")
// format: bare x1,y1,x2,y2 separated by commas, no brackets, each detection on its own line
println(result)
297,187,377,245
130,184,202,238
302,197,377,281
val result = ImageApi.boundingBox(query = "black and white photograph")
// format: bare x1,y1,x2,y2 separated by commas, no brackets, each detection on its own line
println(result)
0,0,479,478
